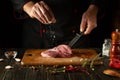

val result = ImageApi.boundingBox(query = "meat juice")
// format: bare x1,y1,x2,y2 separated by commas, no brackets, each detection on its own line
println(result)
109,29,120,69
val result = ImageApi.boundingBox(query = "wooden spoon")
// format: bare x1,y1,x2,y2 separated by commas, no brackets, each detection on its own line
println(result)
103,69,120,77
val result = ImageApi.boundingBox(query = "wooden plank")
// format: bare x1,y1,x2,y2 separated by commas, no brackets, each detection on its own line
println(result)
21,49,102,66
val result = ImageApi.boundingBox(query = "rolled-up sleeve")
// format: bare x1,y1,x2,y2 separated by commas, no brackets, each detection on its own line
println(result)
90,0,107,9
10,0,30,19
11,0,30,11
90,0,108,18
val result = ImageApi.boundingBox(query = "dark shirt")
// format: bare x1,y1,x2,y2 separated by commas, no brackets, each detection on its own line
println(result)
11,0,104,11
10,0,107,48
11,0,105,18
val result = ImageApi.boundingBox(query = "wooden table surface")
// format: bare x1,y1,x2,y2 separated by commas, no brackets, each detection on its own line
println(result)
0,49,120,80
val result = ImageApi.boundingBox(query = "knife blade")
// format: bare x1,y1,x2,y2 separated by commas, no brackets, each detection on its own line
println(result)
68,31,84,48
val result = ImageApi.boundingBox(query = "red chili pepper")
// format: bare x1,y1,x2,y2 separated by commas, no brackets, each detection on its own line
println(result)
65,66,89,75
109,58,120,69
66,66,75,71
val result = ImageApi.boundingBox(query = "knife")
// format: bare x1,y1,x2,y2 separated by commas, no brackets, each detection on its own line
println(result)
68,31,84,48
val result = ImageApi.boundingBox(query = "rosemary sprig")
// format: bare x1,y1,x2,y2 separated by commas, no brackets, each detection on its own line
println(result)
90,53,101,70
81,53,102,69
81,59,90,68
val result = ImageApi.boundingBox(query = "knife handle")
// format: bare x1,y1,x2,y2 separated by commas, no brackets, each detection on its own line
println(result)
68,32,84,47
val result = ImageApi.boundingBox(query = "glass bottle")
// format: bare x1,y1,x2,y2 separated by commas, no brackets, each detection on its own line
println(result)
102,39,111,57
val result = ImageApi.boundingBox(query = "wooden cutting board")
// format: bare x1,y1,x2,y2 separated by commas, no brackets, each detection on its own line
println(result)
21,49,102,66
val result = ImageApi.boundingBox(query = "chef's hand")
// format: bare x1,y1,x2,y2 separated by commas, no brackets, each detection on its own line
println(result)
80,4,98,35
23,1,56,24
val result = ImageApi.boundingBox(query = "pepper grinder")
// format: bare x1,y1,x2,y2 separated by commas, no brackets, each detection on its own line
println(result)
110,29,120,59
109,29,120,69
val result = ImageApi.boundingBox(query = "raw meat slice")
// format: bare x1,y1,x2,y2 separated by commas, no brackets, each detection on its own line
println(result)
41,44,72,58
56,44,72,58
41,49,59,58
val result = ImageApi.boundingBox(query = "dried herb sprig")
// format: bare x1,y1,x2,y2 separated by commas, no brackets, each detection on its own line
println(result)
90,53,101,70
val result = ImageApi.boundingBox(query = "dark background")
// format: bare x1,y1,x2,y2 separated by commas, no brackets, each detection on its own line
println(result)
0,0,23,48
0,0,119,48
